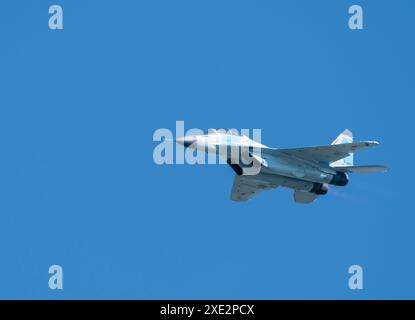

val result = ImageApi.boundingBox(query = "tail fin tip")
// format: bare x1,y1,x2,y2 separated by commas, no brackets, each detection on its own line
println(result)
332,129,353,145
342,129,353,139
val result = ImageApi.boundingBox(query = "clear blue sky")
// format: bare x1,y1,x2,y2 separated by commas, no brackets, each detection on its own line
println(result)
0,1,414,299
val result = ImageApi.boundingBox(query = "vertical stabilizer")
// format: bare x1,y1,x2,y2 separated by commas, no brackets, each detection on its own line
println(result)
330,129,353,166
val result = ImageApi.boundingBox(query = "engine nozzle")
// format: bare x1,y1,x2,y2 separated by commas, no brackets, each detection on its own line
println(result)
310,183,329,195
330,172,349,186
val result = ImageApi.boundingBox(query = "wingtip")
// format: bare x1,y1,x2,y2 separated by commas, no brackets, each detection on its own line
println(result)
363,140,380,147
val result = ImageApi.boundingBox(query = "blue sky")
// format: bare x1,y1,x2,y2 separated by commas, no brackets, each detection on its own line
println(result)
0,0,414,299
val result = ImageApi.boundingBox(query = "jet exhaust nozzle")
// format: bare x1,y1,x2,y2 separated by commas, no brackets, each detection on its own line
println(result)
330,172,349,186
311,183,329,195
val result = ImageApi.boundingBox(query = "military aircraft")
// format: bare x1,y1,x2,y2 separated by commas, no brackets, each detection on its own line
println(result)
176,129,387,204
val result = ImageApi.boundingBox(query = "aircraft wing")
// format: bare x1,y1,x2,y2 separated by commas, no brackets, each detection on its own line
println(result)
261,141,379,164
230,175,320,203
230,175,278,202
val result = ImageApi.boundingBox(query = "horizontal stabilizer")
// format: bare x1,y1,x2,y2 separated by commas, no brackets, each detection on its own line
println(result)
294,190,318,204
332,165,388,173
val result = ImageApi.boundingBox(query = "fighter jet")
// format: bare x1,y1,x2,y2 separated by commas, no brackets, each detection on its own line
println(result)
176,129,387,204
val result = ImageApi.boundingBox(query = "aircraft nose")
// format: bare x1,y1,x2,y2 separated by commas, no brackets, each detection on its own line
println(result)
176,136,197,148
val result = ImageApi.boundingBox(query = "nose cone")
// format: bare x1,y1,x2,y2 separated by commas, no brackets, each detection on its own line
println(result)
176,136,197,148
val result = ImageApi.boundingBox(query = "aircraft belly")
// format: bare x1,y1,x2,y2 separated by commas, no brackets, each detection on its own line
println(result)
261,154,332,184
256,173,315,192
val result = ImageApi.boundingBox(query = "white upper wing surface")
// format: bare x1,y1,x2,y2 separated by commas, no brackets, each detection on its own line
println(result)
261,141,379,164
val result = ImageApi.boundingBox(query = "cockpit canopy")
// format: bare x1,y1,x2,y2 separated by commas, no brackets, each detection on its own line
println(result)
204,128,241,136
